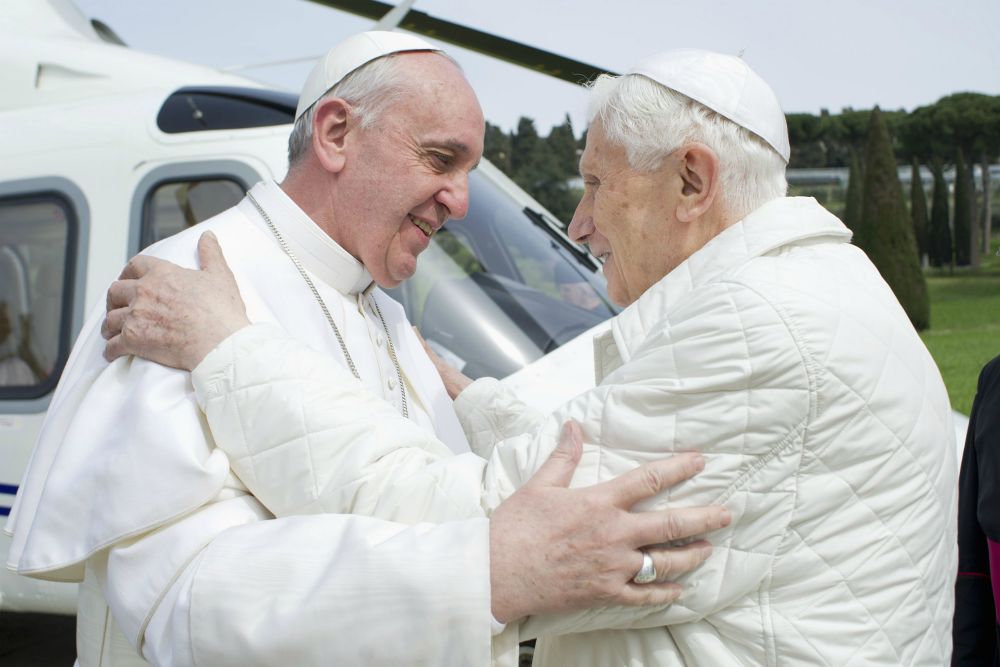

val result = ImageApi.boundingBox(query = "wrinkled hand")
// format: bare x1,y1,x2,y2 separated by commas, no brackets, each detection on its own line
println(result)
102,231,250,371
489,421,729,623
413,326,472,399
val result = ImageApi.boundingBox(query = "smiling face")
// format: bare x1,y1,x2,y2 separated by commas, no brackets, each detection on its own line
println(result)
568,121,684,306
330,53,484,287
568,120,726,306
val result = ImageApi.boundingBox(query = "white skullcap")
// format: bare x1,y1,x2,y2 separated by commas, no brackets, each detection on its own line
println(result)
295,31,441,120
628,49,790,163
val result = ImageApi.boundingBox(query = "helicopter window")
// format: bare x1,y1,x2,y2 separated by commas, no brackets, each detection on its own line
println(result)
157,87,296,134
0,194,76,399
141,179,245,249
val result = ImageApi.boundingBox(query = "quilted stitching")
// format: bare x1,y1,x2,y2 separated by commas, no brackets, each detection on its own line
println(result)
506,199,954,665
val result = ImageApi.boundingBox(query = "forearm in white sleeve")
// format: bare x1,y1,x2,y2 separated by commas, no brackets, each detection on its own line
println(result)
191,323,491,524
101,492,516,666
453,377,547,459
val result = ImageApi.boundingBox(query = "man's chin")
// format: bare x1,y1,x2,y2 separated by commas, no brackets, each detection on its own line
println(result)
376,263,418,289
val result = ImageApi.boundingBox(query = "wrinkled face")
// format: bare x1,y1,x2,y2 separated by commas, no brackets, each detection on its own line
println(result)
336,53,484,287
568,121,682,306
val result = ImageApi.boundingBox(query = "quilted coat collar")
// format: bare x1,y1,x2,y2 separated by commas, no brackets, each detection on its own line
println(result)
595,197,851,380
242,180,373,295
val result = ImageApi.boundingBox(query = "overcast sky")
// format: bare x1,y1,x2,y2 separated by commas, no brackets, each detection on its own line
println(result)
75,0,1000,136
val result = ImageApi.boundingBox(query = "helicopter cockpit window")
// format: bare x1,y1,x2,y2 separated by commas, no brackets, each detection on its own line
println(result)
384,171,618,380
0,194,75,399
157,87,297,134
141,178,245,249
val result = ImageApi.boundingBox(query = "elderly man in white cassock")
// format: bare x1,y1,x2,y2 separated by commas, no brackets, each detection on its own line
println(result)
98,49,959,665
6,33,730,667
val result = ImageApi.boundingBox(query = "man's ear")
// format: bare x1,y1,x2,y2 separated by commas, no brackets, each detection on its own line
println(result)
674,143,720,223
310,97,352,174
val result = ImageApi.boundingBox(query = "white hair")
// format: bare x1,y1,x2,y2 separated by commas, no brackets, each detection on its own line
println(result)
287,51,460,166
587,73,787,220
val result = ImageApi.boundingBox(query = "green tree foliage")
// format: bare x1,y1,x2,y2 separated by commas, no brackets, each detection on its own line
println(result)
909,158,929,262
483,122,511,174
900,93,1000,164
484,116,583,223
510,117,548,183
843,150,865,242
786,112,825,168
953,147,974,266
859,107,929,330
785,94,1000,170
928,158,953,268
896,93,1000,254
787,107,909,168
546,115,579,179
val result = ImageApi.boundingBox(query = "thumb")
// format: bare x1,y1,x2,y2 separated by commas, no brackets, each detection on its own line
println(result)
197,231,229,275
524,420,583,490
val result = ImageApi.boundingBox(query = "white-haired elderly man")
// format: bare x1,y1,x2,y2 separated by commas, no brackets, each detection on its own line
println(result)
95,50,956,665
6,34,729,667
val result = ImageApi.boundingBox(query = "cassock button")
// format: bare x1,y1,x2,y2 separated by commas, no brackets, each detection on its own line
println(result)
388,377,397,390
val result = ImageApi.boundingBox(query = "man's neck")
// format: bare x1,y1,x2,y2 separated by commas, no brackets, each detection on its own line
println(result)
279,169,353,254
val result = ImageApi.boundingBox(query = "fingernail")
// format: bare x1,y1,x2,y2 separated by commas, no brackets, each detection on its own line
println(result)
720,508,731,526
701,545,713,560
692,453,705,472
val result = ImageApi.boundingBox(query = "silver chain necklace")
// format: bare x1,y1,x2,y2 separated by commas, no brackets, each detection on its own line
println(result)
247,191,408,418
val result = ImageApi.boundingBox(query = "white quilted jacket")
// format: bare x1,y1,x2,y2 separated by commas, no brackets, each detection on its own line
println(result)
194,197,957,665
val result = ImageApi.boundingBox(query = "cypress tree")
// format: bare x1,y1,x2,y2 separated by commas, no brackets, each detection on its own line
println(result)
910,159,929,264
859,107,929,330
928,158,953,269
843,150,865,244
546,115,579,180
953,147,973,266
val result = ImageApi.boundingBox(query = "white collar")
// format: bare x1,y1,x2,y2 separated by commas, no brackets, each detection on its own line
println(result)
244,180,373,295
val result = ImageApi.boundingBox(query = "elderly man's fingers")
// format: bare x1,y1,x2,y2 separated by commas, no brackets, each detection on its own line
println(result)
643,539,713,581
614,581,684,608
106,279,138,312
633,506,731,547
601,452,705,509
101,307,129,340
521,421,584,491
197,231,234,278
103,333,128,362
117,254,162,281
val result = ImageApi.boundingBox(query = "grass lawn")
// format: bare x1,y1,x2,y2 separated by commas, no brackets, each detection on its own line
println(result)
920,240,1000,414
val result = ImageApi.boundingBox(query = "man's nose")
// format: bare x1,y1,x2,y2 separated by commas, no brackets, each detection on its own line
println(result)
567,204,595,244
438,172,470,221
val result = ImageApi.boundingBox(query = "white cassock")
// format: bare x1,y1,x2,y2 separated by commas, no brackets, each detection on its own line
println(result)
5,181,519,667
